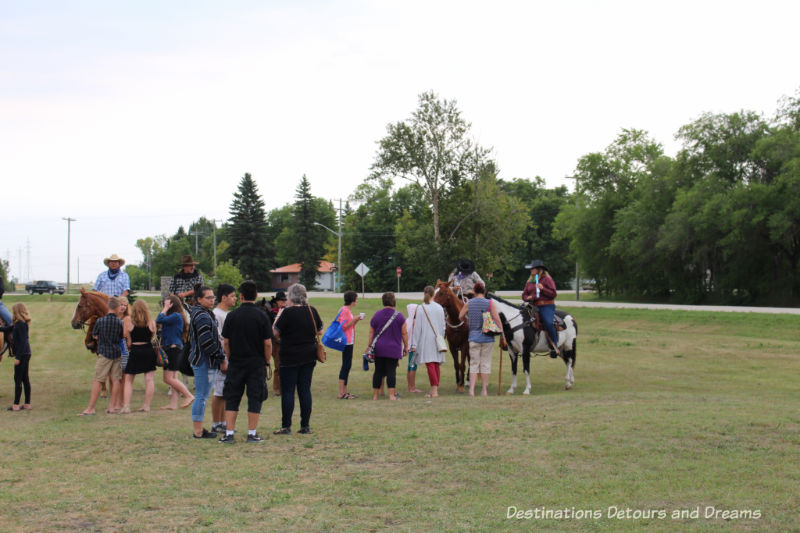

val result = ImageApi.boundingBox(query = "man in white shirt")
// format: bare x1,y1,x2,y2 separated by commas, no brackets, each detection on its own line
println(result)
211,284,236,433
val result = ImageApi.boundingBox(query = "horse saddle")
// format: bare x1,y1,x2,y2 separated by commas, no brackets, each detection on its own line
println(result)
525,304,566,331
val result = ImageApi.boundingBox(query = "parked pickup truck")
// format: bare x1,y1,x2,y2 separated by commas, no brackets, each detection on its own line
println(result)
25,280,65,295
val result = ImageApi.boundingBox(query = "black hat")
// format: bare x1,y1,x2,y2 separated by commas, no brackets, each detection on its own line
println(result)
273,290,287,301
455,258,475,274
525,259,548,271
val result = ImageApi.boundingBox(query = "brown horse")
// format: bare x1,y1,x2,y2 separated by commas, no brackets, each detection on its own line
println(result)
71,288,110,353
433,279,470,392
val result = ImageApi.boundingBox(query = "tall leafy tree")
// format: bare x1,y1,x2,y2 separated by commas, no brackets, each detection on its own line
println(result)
228,173,270,287
371,91,490,250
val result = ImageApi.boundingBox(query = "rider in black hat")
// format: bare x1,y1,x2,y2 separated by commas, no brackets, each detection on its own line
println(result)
522,260,560,358
447,258,484,299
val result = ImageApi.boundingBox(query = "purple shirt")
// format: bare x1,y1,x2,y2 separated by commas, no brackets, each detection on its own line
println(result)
370,307,406,359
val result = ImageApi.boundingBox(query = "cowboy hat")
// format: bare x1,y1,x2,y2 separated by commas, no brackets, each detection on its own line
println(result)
525,259,548,271
104,254,126,267
179,254,199,266
273,290,287,301
455,258,475,274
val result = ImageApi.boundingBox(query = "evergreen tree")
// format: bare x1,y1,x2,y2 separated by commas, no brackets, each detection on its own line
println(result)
228,173,271,288
293,175,330,288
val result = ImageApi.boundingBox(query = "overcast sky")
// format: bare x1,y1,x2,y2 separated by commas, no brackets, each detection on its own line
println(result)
2,0,798,284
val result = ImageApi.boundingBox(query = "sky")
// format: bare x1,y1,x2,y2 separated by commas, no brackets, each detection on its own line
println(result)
2,0,799,284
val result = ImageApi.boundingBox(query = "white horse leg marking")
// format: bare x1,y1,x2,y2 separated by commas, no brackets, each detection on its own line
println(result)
507,373,517,394
523,370,531,395
565,365,574,390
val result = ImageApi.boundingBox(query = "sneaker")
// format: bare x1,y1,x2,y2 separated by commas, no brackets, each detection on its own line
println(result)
193,428,218,439
298,427,313,434
246,433,265,443
212,422,227,433
218,433,235,444
273,427,291,435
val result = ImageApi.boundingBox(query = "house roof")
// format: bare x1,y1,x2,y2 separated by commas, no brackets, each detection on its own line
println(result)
270,261,336,274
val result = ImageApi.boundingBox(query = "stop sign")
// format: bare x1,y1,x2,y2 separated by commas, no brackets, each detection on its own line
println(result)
396,267,402,277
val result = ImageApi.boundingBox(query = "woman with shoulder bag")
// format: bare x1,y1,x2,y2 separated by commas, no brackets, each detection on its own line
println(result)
366,292,408,401
410,286,447,398
271,283,323,435
458,282,506,397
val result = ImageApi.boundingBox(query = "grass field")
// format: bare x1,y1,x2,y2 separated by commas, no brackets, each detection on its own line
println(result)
0,295,798,532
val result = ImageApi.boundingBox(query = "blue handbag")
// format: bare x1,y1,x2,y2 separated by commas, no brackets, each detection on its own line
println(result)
322,310,348,352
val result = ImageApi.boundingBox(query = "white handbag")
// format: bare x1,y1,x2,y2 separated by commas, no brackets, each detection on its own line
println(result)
422,305,448,353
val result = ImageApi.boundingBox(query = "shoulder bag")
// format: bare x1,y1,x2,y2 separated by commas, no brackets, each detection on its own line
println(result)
421,304,448,352
482,300,502,336
364,311,400,362
321,310,347,352
308,306,326,363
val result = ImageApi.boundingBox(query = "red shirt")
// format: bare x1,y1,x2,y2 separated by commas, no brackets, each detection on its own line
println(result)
522,275,557,303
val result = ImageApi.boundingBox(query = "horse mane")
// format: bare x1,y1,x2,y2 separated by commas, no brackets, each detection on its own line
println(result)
487,293,522,310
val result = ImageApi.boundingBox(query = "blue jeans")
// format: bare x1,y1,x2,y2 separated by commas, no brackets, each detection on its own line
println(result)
0,301,12,326
280,362,315,429
190,359,211,422
538,304,558,349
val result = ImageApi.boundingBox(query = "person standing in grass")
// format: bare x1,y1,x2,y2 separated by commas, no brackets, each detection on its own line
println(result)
410,286,446,398
188,285,225,439
458,282,505,397
218,280,272,444
336,290,364,400
120,300,157,414
156,295,194,410
211,283,236,434
367,292,408,401
79,297,125,415
0,303,32,411
272,283,322,435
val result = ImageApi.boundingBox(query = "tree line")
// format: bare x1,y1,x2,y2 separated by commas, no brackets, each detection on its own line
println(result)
130,89,800,305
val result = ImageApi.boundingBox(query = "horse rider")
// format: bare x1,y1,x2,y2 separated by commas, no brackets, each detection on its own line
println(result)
169,254,204,306
521,259,560,358
93,254,130,297
447,258,484,299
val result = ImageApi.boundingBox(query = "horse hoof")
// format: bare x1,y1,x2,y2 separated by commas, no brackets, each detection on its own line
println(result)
565,384,573,390
506,389,514,395
523,390,530,395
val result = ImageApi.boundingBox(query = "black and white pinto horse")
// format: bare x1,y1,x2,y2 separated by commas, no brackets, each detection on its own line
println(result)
488,295,578,393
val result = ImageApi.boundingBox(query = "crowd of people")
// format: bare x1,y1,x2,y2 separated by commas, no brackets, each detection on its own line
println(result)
2,254,562,441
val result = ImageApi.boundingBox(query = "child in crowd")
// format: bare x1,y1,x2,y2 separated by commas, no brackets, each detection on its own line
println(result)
0,303,33,411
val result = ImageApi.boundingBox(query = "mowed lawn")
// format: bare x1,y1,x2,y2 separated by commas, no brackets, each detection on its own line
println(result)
0,295,798,532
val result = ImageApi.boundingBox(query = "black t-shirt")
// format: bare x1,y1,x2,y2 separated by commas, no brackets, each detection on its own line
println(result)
273,305,323,368
221,302,272,362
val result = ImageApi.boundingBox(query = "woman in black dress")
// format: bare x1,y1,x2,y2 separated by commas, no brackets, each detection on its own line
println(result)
121,300,158,413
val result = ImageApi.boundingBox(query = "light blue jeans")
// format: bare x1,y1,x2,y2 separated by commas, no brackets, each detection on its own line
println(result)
190,359,211,422
0,301,11,325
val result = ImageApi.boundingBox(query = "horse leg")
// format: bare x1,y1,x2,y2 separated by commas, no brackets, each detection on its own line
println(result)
451,347,463,393
506,351,518,395
522,350,532,396
564,338,576,390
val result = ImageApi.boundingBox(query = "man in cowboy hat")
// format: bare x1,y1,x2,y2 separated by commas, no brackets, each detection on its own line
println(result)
93,254,130,297
447,258,484,298
168,255,205,305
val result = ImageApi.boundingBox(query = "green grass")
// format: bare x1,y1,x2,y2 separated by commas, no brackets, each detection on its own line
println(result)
0,297,798,531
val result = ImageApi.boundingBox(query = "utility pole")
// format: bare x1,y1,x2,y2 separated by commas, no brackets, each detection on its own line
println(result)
26,239,31,282
188,230,204,256
212,219,224,276
62,217,76,294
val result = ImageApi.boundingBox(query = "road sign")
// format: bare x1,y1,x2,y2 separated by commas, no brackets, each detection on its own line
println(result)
355,262,369,277
396,267,402,277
